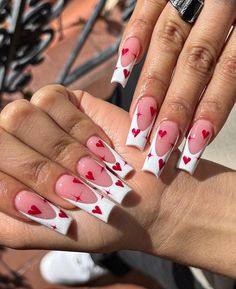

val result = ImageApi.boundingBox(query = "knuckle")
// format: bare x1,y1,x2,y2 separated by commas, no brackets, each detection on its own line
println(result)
218,51,236,81
199,98,227,115
143,71,168,92
165,96,193,118
31,84,68,107
144,0,167,8
157,19,186,51
68,118,91,137
130,17,154,34
25,159,52,185
50,138,77,163
0,99,33,132
183,44,216,76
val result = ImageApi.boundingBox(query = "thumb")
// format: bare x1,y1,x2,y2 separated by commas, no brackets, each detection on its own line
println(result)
74,90,130,149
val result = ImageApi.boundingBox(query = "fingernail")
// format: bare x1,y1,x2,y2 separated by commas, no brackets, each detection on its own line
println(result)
111,37,140,88
77,157,132,204
177,119,213,174
142,121,179,176
87,136,133,178
55,175,115,223
126,97,157,150
15,191,73,235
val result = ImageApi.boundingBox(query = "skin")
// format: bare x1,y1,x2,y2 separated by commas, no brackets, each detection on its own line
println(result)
0,86,235,278
121,0,236,143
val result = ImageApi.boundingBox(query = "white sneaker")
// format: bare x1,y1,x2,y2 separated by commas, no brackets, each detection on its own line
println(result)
40,251,108,285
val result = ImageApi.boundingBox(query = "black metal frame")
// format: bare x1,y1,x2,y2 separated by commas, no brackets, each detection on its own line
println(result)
0,0,136,106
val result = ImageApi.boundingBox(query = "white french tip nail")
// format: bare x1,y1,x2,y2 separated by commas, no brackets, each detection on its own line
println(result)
86,168,132,204
87,137,134,179
176,120,213,175
142,121,179,176
15,191,73,235
63,189,115,223
126,104,156,151
111,54,135,88
106,149,134,179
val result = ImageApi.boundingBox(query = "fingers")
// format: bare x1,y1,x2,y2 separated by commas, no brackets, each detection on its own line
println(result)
0,117,117,229
0,86,133,228
126,3,191,150
177,26,236,174
111,0,167,87
142,0,236,176
156,0,235,131
31,86,133,178
0,170,73,235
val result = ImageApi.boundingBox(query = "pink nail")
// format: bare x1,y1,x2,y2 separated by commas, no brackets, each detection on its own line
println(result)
177,120,213,174
126,97,157,150
121,38,140,67
87,137,133,178
111,37,141,88
55,175,115,223
15,191,73,235
142,121,179,176
77,157,132,204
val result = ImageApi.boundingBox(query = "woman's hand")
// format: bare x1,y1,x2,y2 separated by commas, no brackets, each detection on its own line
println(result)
0,85,236,277
111,0,236,175
0,85,135,234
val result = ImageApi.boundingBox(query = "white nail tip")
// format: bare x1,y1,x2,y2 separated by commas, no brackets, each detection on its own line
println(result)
126,106,155,150
111,54,135,88
176,133,209,175
63,189,115,223
84,169,132,204
142,129,178,177
103,145,134,179
19,201,73,235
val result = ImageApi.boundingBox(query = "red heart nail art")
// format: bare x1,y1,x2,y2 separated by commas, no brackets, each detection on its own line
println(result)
92,205,102,215
96,140,104,147
132,128,140,137
122,48,129,55
112,162,122,171
158,159,165,170
59,210,68,218
150,106,156,117
28,205,41,215
202,130,210,139
73,178,82,184
183,156,191,164
123,69,130,79
158,130,167,138
86,171,95,180
115,180,124,187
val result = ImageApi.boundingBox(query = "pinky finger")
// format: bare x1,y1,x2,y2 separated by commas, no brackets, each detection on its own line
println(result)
177,25,236,174
0,171,73,235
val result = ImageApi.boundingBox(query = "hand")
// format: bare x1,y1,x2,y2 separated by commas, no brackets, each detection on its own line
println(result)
0,85,235,278
111,0,236,175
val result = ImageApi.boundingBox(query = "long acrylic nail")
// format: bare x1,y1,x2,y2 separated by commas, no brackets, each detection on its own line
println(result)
87,136,133,178
77,157,132,204
15,191,73,235
126,97,157,150
177,119,213,174
142,121,179,176
111,37,140,88
56,175,115,223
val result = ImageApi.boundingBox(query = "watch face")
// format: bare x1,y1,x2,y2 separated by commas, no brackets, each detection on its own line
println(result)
183,0,203,22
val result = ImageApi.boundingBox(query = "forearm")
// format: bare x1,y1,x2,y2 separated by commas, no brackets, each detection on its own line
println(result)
153,160,236,277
